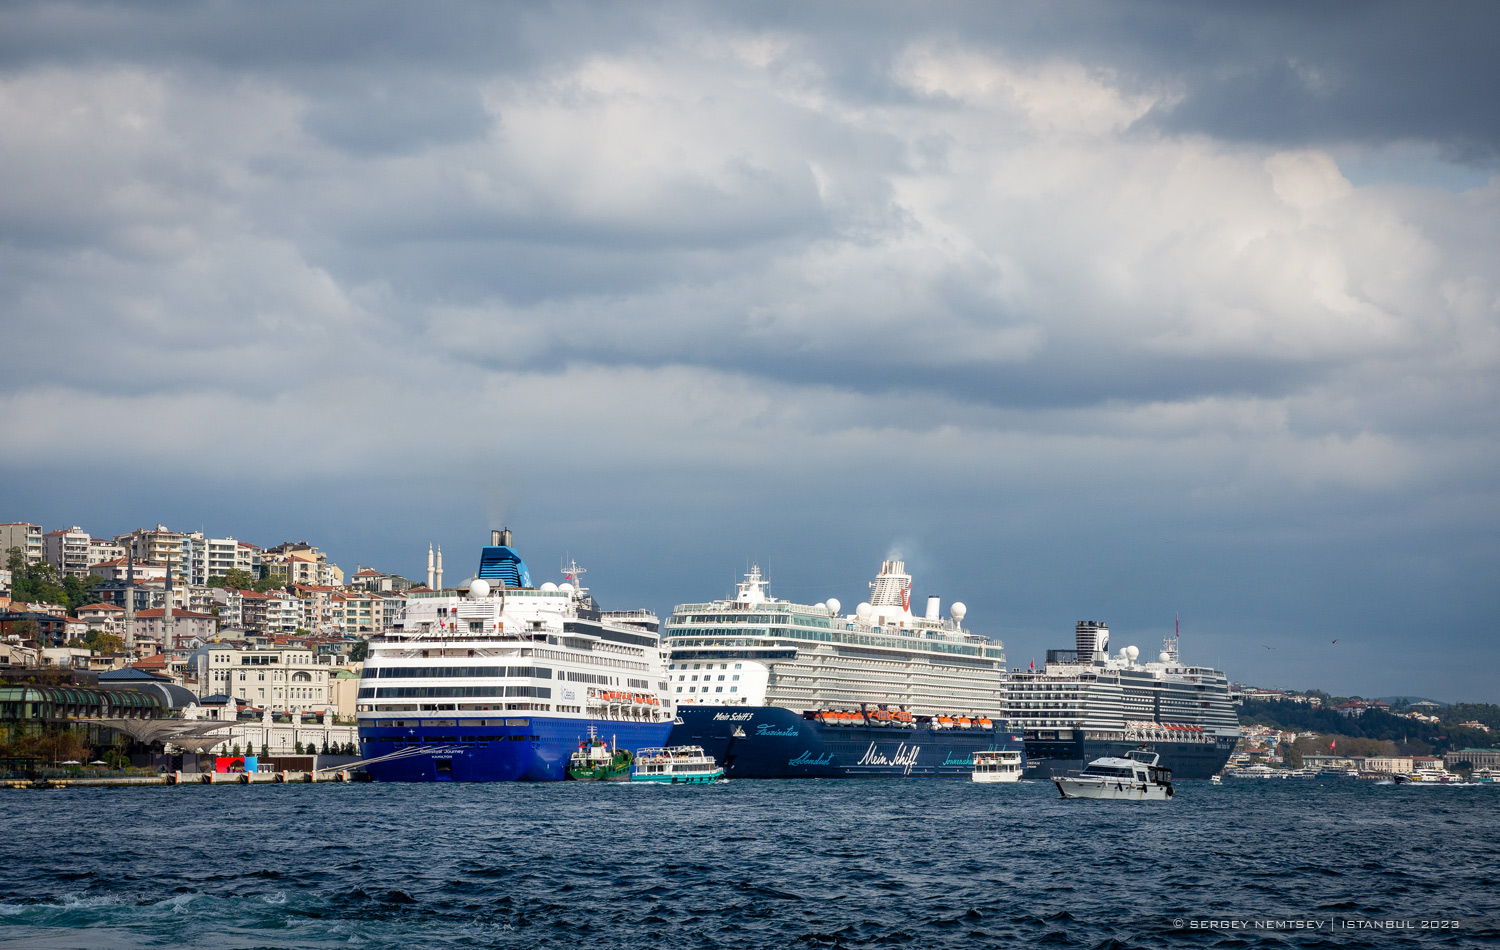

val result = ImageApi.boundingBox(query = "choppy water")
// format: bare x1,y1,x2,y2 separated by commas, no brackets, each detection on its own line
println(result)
1,778,1496,948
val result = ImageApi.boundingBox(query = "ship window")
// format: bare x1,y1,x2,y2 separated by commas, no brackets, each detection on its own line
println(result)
688,687,696,693
734,664,742,669
715,687,723,693
693,664,701,669
675,687,682,693
730,687,737,693
690,675,698,681
717,675,724,681
732,675,739,681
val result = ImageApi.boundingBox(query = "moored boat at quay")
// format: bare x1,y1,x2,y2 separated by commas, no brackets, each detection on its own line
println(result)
355,531,673,781
663,561,1024,778
630,746,724,784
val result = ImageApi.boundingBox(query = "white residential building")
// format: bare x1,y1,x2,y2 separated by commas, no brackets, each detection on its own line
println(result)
88,537,125,567
206,537,246,579
264,592,305,633
43,526,93,577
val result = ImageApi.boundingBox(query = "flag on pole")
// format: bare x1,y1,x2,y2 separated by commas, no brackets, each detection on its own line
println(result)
1330,740,1336,750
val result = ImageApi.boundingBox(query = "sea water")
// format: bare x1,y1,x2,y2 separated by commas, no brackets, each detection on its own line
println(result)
0,778,1495,948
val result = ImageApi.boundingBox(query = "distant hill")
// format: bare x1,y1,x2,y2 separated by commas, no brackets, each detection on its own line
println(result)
1375,696,1449,707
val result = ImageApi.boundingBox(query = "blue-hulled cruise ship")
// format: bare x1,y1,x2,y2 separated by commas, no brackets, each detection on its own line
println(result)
355,531,673,781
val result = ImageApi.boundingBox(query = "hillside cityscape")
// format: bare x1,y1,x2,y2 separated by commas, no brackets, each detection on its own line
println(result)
3,516,1498,779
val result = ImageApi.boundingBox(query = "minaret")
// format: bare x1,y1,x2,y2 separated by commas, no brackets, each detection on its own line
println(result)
163,562,175,655
435,546,443,591
123,554,137,656
427,544,435,589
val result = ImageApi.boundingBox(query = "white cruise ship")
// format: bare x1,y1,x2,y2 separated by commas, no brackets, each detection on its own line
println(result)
1006,621,1239,780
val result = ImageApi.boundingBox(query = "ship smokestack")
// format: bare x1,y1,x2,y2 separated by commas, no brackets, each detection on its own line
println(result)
925,595,941,621
499,528,513,547
1076,621,1109,664
491,529,502,546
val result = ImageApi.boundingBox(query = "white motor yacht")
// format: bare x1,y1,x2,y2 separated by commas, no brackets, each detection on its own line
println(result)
1054,749,1174,800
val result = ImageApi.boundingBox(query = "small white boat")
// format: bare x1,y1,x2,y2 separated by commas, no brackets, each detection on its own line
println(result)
1054,749,1174,800
630,746,724,784
1224,763,1283,779
1209,774,1222,785
971,749,1023,783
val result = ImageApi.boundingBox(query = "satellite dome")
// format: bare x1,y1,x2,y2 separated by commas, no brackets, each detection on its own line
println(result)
1159,652,1172,664
540,582,558,592
1125,645,1139,661
825,598,841,615
558,582,574,593
855,602,873,621
950,602,967,623
468,578,491,599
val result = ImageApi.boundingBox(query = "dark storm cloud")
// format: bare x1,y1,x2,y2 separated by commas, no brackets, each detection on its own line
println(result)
1,1,1498,700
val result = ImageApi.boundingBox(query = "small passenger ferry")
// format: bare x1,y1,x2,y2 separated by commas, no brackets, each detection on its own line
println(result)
630,746,723,784
971,749,1023,783
1054,749,1174,800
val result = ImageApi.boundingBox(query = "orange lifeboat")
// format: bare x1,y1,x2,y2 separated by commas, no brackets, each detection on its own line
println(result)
935,715,954,729
976,717,993,729
955,716,973,729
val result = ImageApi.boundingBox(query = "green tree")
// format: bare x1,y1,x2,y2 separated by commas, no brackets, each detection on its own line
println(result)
210,568,258,590
294,740,304,754
83,631,124,655
349,640,369,662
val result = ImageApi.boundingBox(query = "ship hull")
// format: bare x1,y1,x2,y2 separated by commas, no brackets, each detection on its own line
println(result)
1022,734,1234,781
358,717,672,782
668,705,1024,778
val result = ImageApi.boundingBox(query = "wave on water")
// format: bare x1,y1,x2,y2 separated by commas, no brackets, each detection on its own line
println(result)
0,780,1496,948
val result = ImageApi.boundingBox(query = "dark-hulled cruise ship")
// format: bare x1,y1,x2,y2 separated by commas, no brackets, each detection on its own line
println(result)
1006,621,1238,780
663,561,1024,778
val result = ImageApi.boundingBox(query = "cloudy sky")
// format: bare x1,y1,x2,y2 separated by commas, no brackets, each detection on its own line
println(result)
3,2,1497,700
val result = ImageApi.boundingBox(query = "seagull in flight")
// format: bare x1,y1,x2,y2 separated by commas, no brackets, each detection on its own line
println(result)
1263,645,1275,650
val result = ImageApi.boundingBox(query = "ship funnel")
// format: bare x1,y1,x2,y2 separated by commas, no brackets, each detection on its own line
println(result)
492,529,502,546
499,528,513,547
925,595,940,620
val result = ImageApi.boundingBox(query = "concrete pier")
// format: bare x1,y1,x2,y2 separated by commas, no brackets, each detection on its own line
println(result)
2,770,368,788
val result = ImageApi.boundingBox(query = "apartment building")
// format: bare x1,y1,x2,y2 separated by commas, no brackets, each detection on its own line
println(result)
132,608,218,653
88,537,125,566
43,526,92,577
0,523,43,565
264,542,343,587
264,591,305,633
115,526,191,582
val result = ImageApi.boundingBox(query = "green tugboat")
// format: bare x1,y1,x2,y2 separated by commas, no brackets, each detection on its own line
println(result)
567,728,634,781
